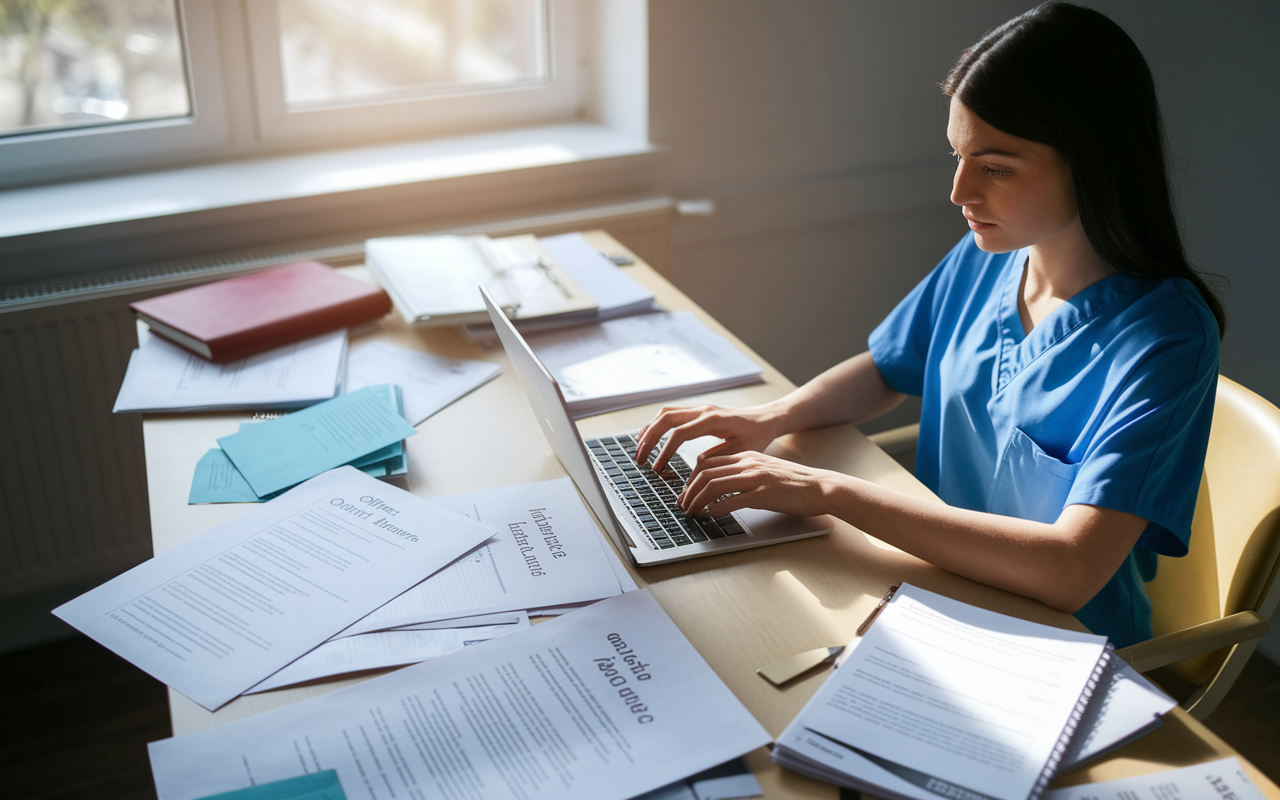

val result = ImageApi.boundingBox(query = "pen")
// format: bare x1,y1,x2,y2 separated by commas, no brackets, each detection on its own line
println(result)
856,584,899,636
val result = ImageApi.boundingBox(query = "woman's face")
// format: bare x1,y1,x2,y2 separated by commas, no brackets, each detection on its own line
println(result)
947,99,1079,254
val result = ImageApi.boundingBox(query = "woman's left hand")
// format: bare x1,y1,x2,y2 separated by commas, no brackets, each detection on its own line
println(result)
677,451,844,518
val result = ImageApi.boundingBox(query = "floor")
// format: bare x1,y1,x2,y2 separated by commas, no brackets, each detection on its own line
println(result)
1,635,1277,800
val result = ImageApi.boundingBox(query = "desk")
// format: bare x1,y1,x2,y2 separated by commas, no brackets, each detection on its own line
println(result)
143,231,1277,798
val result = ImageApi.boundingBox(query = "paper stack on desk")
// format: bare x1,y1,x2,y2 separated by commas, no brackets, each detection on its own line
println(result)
243,477,637,692
55,467,498,711
526,310,765,417
149,589,772,800
113,329,349,413
458,232,658,342
189,384,414,503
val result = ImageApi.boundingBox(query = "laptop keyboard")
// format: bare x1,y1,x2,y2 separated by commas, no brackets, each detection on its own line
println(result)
586,434,747,549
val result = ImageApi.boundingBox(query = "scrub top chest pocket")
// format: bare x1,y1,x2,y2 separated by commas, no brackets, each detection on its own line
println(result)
986,427,1082,525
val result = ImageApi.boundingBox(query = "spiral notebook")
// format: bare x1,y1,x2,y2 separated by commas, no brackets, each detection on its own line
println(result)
773,583,1111,800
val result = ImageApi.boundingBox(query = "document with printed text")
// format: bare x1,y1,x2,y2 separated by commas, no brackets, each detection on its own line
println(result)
54,467,497,711
336,477,626,637
149,589,772,800
1045,757,1265,800
113,329,347,413
344,341,500,425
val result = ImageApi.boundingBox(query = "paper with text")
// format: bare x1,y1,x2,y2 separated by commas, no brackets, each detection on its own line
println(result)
336,477,624,637
1045,757,1265,800
246,612,530,693
218,385,417,497
774,583,1108,800
114,329,346,413
149,589,771,800
344,341,500,425
54,467,497,711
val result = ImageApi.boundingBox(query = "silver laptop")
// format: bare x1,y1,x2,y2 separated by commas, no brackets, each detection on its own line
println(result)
482,286,832,566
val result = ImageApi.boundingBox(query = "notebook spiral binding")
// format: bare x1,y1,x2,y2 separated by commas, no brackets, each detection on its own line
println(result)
1031,642,1115,800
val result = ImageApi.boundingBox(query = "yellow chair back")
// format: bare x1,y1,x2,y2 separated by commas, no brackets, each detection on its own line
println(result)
1145,376,1280,701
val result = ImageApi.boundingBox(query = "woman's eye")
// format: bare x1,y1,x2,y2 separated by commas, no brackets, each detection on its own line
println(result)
983,165,1012,178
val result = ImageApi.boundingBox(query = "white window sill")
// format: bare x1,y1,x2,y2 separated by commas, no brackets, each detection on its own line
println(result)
0,123,656,240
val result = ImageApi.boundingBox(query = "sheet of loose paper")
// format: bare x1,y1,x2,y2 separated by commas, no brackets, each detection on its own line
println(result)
336,477,626,636
54,467,496,711
149,589,772,800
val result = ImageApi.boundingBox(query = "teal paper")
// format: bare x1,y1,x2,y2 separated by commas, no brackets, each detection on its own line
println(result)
194,769,346,800
188,449,269,504
218,384,416,497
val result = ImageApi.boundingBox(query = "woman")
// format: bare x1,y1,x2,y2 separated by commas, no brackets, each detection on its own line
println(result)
634,2,1224,648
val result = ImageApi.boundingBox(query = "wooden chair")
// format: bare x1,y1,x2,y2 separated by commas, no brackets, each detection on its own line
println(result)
867,375,1280,720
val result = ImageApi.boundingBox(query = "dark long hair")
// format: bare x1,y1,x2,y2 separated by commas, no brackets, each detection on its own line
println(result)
942,2,1226,337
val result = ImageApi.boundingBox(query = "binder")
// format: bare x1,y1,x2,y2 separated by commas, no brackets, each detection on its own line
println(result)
365,233,598,327
772,583,1114,800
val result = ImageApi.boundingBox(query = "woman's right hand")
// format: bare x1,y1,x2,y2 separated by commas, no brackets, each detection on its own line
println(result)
634,403,784,471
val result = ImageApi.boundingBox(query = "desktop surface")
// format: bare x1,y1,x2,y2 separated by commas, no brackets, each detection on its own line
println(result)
141,231,1279,799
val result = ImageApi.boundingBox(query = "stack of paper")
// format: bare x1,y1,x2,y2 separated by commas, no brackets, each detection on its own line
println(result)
246,477,637,691
55,467,498,711
526,310,764,417
459,232,658,342
190,384,414,504
367,233,598,327
149,589,773,800
114,329,348,413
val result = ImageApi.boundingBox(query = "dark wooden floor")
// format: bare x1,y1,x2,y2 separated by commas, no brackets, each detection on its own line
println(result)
1,635,1277,799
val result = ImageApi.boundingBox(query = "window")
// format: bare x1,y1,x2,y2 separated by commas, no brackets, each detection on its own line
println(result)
0,0,588,188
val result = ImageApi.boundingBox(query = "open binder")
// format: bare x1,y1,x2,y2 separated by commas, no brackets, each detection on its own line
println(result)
366,233,597,327
773,584,1121,800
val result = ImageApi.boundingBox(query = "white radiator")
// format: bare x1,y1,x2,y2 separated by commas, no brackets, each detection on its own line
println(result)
0,198,673,600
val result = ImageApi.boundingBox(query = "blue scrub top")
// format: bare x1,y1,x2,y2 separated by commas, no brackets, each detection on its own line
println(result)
868,233,1219,647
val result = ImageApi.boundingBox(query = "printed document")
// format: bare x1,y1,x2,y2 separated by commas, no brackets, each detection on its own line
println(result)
218,384,417,497
344,341,500,425
1045,757,1265,800
336,477,625,636
245,612,530,693
774,583,1109,800
149,589,772,800
113,329,347,413
54,467,497,711
526,311,763,417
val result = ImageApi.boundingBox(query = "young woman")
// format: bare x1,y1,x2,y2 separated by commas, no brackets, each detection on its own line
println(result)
634,2,1224,648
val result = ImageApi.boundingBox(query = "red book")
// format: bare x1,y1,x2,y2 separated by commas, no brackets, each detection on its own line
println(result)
130,261,391,362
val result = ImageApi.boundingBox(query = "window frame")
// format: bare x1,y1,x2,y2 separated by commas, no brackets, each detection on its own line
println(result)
243,0,584,144
0,0,228,189
0,0,590,189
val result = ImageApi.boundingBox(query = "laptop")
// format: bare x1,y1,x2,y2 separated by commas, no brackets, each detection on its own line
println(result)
482,286,832,566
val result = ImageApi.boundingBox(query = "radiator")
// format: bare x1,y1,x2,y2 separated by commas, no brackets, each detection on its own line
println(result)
0,198,674,600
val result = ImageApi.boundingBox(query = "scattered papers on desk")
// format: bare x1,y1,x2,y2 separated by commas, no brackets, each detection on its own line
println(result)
218,384,416,498
773,583,1110,800
113,329,347,413
336,477,627,637
190,385,409,504
460,232,658,342
526,311,764,417
1044,757,1265,800
54,467,498,711
148,589,772,800
343,341,500,425
245,612,530,693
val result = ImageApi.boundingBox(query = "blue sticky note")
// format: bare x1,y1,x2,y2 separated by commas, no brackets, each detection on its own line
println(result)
189,449,266,504
194,769,346,800
218,384,416,497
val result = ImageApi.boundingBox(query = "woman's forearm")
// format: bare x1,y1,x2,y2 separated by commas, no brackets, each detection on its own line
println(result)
819,472,1147,613
761,351,908,438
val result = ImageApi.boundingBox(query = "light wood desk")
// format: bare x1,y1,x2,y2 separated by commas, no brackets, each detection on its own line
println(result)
143,232,1277,798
